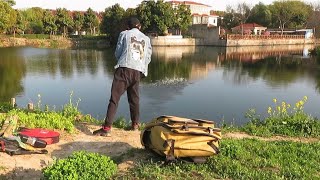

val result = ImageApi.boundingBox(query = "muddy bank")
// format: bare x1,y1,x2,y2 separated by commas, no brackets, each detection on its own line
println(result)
0,36,110,49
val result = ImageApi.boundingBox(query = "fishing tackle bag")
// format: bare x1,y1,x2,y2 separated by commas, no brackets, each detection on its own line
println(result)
141,115,222,162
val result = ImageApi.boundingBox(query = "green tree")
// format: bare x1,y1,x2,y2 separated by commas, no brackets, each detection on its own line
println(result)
55,8,73,37
3,0,15,6
247,2,272,27
222,6,241,30
307,3,320,38
15,10,28,35
84,8,99,35
100,3,125,44
73,11,84,35
0,48,25,102
0,1,15,33
136,0,175,35
6,7,17,35
136,0,153,32
125,8,137,18
173,4,192,35
24,7,45,34
43,10,57,35
270,0,312,34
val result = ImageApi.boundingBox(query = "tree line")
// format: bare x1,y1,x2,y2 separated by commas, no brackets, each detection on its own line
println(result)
216,1,320,36
1,0,320,43
0,0,191,44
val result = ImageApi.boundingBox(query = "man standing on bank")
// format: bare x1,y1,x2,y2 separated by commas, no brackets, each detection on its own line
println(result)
93,17,152,137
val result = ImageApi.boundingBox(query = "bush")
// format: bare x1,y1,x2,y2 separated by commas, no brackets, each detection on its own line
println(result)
0,102,13,113
243,96,320,137
42,151,117,180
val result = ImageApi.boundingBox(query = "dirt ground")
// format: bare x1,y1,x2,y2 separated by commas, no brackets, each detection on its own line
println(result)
0,123,146,180
0,124,318,180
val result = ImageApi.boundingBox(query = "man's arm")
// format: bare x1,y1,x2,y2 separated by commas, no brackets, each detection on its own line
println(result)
115,32,126,60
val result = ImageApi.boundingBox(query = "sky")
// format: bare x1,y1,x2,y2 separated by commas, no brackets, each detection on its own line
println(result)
13,0,317,12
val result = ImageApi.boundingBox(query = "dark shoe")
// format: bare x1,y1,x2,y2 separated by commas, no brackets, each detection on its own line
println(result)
93,127,111,137
131,123,139,131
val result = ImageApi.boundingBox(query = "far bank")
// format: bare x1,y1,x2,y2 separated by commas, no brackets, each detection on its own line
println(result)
0,35,319,49
0,36,110,49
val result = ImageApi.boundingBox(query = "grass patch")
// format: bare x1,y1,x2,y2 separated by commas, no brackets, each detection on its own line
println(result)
118,139,320,180
242,96,320,137
0,92,99,133
113,117,145,130
1,95,319,179
0,166,7,171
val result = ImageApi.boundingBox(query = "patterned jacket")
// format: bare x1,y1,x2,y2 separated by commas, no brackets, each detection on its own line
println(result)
114,28,152,76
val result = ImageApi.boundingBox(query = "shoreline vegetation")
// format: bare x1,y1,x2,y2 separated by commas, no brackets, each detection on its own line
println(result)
1,94,320,179
1,35,320,49
0,35,110,49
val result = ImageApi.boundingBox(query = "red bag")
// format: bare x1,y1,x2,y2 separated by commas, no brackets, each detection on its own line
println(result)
19,128,60,145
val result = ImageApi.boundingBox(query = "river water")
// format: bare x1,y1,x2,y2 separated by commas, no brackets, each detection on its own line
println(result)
0,45,319,125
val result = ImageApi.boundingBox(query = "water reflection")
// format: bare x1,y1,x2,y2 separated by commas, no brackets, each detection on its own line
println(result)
0,45,319,124
219,45,320,91
222,44,315,62
0,48,26,101
24,48,110,78
146,46,223,82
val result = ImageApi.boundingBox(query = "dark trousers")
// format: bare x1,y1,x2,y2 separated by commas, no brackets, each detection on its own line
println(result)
104,67,141,127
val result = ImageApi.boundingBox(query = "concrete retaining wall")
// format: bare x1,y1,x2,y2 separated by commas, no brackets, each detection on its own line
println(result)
151,36,196,46
150,36,316,47
226,38,315,47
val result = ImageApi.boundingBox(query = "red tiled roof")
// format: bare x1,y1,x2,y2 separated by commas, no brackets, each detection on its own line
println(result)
167,1,211,7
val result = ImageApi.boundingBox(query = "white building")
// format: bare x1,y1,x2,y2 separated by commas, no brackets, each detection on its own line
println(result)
167,1,218,27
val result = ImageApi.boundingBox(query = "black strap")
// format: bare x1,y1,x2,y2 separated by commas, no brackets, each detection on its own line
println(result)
0,140,5,151
207,141,220,154
164,139,176,162
8,149,48,156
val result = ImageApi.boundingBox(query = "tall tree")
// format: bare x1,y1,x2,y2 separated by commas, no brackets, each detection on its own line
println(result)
125,8,137,18
15,10,28,35
307,2,320,38
136,0,175,35
100,3,125,44
43,10,57,36
73,11,84,35
3,0,15,6
6,8,17,35
21,7,45,34
247,2,272,27
173,4,192,35
135,0,154,32
55,8,73,37
84,8,98,35
0,1,16,33
222,6,241,30
270,0,312,34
